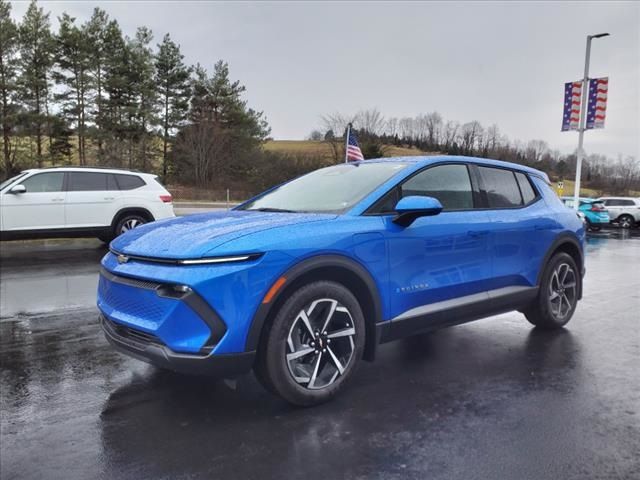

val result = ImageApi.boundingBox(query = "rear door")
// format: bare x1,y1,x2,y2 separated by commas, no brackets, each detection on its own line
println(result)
64,172,120,228
475,166,550,291
1,172,66,231
602,199,622,220
378,163,493,321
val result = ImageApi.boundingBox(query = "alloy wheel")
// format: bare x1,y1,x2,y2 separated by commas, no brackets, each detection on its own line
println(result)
120,218,144,234
286,298,356,390
548,263,577,320
619,216,633,229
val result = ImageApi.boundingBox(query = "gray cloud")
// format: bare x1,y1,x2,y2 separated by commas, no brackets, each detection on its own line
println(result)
10,0,639,158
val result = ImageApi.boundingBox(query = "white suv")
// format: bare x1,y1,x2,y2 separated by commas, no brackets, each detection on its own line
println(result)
0,167,175,242
597,197,640,229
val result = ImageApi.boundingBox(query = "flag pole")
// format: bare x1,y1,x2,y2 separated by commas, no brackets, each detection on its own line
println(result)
572,36,592,212
344,123,351,163
572,33,609,211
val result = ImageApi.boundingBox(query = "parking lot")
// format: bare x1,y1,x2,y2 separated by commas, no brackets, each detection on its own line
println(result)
1,229,639,480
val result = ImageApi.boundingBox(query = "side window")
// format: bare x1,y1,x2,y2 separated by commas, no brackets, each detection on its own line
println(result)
115,174,145,190
515,172,537,204
107,174,119,191
478,167,523,208
68,172,109,191
621,199,635,206
400,164,473,211
21,172,64,193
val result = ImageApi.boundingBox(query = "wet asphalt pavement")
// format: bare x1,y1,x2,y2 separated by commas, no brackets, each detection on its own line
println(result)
1,231,639,480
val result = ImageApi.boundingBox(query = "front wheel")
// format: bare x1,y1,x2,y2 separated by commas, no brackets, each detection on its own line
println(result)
254,281,365,406
524,252,580,329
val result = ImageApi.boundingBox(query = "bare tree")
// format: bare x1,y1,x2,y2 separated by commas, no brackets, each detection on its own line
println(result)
526,139,549,164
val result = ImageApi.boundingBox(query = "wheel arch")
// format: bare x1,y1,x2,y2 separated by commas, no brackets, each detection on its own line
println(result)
538,234,584,299
246,254,384,362
110,207,155,231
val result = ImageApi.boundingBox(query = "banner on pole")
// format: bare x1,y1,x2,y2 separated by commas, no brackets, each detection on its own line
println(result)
561,81,582,131
586,77,608,130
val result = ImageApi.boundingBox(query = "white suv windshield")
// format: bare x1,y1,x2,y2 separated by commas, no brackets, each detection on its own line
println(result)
240,162,409,213
0,172,28,191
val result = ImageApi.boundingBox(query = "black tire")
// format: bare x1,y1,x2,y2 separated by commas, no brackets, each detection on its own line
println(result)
97,234,114,244
585,220,601,232
524,252,580,329
114,214,147,237
254,281,365,406
618,214,634,229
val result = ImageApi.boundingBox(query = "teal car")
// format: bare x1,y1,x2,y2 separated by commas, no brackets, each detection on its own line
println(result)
561,197,609,231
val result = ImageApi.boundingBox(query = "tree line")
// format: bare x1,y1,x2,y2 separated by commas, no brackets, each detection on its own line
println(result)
0,0,269,187
318,110,640,195
1,1,636,196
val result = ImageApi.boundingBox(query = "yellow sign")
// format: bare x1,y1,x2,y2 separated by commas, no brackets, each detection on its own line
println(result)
557,181,564,196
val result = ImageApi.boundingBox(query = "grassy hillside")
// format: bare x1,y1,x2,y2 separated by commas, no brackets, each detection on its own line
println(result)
264,140,431,160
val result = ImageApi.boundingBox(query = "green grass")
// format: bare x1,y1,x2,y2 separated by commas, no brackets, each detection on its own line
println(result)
264,140,431,160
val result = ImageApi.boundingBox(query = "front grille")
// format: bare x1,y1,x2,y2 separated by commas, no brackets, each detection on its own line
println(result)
103,316,163,349
100,268,161,291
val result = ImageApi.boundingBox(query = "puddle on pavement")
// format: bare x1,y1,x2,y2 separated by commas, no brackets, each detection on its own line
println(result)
0,271,98,318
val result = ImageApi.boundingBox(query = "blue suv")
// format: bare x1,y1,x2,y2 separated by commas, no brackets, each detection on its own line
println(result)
98,156,585,405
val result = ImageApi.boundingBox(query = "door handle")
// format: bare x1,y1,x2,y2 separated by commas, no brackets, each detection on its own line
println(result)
468,230,489,237
104,197,115,201
51,198,64,202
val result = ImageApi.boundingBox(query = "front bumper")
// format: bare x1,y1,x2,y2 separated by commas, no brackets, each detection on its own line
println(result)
101,315,255,377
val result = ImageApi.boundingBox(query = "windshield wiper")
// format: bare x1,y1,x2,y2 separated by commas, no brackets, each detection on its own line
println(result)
252,207,298,213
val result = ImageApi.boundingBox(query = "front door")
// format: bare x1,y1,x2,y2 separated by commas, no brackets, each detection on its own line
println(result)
377,163,493,321
1,172,66,231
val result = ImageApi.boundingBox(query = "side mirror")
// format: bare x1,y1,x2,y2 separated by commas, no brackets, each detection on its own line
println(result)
393,196,443,227
9,184,26,194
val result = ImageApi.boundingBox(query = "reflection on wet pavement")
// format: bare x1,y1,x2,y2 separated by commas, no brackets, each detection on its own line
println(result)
1,231,639,479
0,239,105,317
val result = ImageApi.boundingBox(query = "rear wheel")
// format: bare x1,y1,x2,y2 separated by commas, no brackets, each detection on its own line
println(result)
585,220,601,232
254,281,365,406
618,214,634,229
115,214,147,237
524,252,580,329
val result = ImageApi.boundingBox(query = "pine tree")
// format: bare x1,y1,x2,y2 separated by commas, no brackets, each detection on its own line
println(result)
84,8,110,159
0,0,19,173
101,20,128,166
175,61,270,185
155,33,191,179
128,27,157,171
18,0,53,167
53,13,91,165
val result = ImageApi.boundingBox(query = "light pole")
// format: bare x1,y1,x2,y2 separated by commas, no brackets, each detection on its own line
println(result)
573,32,609,210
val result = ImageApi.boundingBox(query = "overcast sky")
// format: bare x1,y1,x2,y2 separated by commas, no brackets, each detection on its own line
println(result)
11,1,640,158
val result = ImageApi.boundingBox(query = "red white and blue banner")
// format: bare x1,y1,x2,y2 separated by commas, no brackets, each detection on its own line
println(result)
562,81,582,131
586,77,608,130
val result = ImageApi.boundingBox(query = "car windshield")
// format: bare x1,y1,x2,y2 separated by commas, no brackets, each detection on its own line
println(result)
0,172,28,191
239,162,409,213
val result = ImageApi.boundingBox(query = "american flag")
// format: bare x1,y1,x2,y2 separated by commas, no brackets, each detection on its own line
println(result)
346,126,364,162
586,77,608,130
561,81,582,131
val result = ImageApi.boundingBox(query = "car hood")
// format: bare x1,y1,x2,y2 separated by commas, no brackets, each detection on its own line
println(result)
110,210,336,259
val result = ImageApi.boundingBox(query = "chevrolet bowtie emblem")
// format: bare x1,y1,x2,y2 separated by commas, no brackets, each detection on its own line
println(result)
117,254,129,264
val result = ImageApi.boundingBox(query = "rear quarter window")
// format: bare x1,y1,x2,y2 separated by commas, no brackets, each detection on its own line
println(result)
115,174,146,190
515,172,537,204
